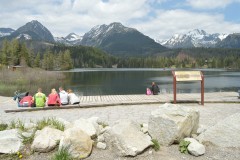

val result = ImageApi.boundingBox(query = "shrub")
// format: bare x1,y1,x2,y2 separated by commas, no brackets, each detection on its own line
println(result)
179,140,190,154
0,123,8,131
52,146,73,160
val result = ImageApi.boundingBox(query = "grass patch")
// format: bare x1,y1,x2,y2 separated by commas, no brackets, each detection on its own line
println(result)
9,119,27,132
19,131,36,145
36,118,65,131
151,139,160,151
98,122,108,128
0,123,8,131
51,146,73,160
0,67,65,96
0,153,19,160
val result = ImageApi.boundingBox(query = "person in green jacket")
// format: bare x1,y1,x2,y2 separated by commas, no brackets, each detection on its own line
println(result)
33,88,46,107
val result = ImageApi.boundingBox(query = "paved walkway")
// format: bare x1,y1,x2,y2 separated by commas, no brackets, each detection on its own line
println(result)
2,92,239,113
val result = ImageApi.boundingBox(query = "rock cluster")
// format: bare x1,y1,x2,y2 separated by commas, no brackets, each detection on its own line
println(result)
1,103,238,158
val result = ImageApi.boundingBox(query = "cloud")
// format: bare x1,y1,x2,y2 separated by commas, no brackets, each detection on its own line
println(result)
0,0,240,41
186,0,239,9
131,9,240,40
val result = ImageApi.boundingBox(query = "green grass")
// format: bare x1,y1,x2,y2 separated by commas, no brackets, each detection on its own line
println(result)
19,131,36,145
51,147,73,160
151,139,160,151
0,123,8,131
36,118,65,131
9,119,27,132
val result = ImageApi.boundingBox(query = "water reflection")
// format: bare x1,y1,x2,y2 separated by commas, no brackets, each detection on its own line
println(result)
62,69,240,96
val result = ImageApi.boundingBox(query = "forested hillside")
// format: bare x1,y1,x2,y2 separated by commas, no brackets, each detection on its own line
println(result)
0,39,239,70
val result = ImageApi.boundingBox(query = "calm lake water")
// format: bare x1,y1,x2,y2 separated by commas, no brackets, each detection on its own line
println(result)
62,68,240,96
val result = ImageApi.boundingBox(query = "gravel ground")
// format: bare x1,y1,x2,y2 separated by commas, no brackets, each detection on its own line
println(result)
0,96,240,160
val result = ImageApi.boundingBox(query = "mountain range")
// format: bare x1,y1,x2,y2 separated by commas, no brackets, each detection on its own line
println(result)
0,20,240,56
159,29,229,48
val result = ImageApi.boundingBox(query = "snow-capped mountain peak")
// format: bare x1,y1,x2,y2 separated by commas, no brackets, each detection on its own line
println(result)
159,29,228,48
54,33,82,45
65,33,82,42
86,22,135,39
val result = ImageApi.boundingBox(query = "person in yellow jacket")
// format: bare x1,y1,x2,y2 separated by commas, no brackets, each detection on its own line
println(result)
33,88,46,107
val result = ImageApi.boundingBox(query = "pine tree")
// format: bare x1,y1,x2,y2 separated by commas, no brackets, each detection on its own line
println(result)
62,50,73,70
34,53,41,68
10,39,21,65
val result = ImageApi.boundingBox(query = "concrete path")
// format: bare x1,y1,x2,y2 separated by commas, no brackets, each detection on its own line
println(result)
0,93,240,127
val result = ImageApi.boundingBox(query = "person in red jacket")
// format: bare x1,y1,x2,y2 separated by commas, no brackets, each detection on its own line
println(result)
47,88,61,107
19,95,34,107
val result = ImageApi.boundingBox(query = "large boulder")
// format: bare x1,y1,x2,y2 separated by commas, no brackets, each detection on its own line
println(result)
103,120,153,157
0,129,23,153
197,112,240,148
59,127,93,159
184,138,205,156
73,118,97,138
148,103,199,146
31,127,63,152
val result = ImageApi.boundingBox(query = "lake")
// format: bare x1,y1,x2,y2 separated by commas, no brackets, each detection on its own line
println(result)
62,68,240,96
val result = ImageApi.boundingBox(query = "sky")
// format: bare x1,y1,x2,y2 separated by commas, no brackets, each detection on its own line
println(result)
0,0,240,40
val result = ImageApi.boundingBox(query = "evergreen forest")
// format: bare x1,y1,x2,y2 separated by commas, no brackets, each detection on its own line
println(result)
0,39,240,70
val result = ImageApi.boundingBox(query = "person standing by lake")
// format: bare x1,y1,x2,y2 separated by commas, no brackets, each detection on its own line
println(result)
151,82,159,95
33,88,46,107
59,87,68,105
67,89,80,105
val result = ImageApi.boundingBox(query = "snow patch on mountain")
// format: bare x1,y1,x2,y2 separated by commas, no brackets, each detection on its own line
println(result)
0,28,15,37
16,34,32,40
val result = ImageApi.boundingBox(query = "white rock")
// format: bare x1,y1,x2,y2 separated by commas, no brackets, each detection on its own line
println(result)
97,134,105,142
141,123,148,133
56,118,72,130
149,150,153,154
31,127,63,152
88,117,101,135
97,142,107,150
100,126,111,134
73,118,97,138
184,138,205,156
24,122,37,130
0,129,23,153
104,120,153,157
148,103,199,146
59,127,93,159
197,112,240,148
21,132,33,138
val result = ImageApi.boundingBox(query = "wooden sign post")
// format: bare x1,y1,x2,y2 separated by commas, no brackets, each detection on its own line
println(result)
172,71,204,105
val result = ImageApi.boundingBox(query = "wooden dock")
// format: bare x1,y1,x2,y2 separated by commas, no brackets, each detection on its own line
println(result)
3,92,239,113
